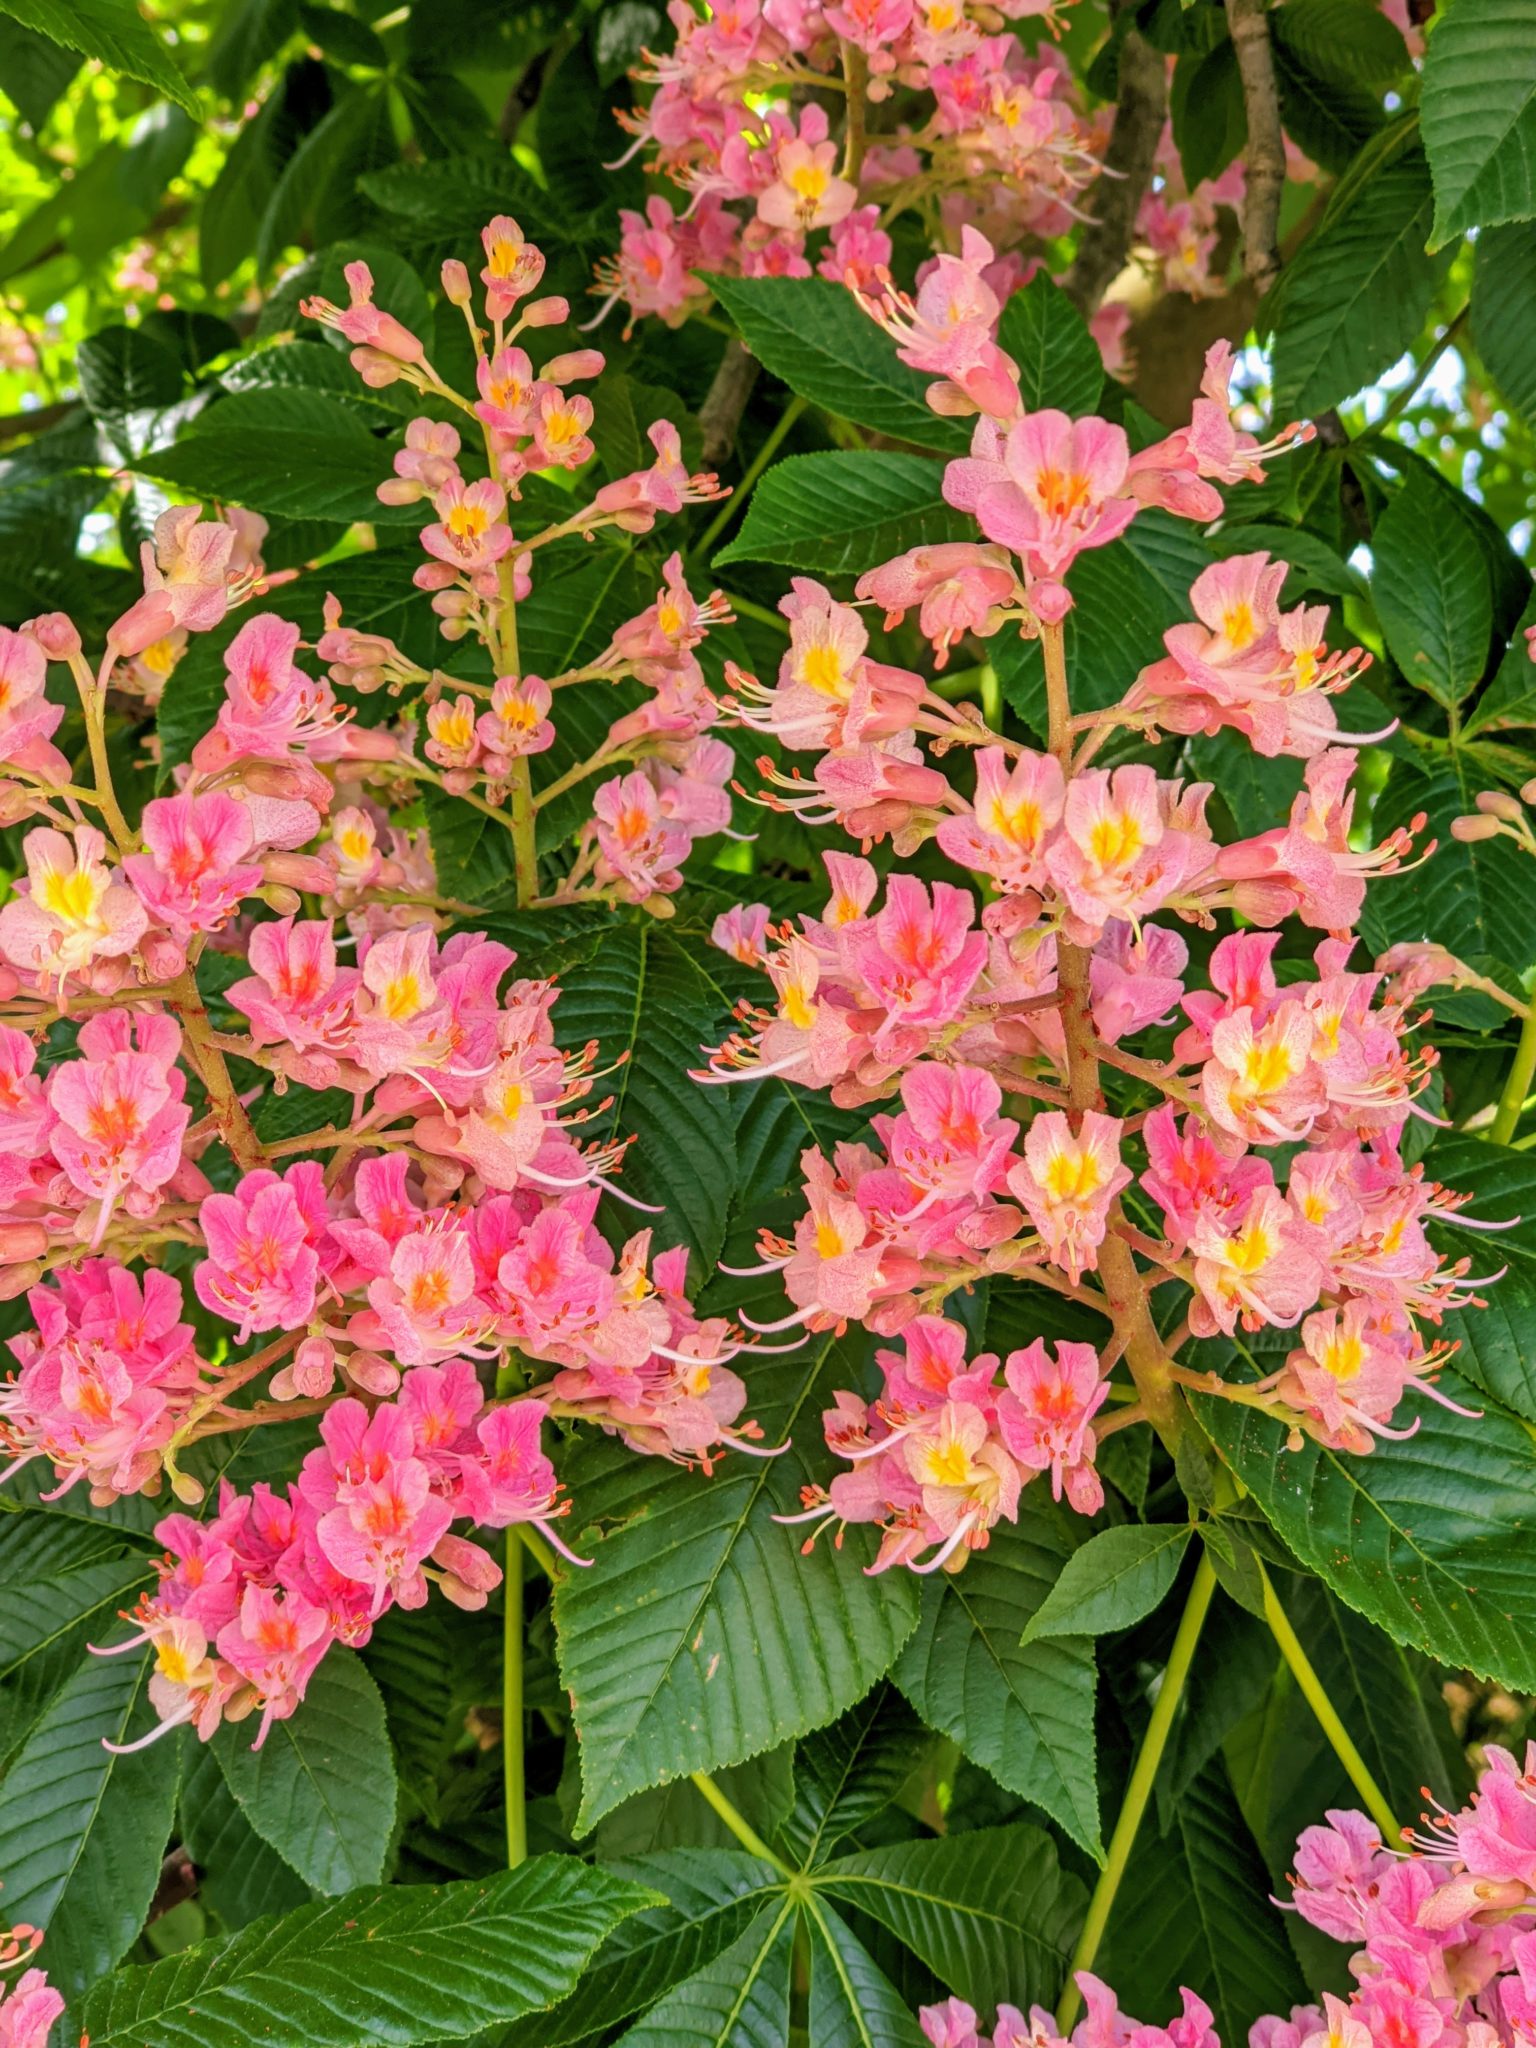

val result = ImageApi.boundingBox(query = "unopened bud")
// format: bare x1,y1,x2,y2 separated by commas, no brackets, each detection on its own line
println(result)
0,1222,48,1264
520,295,569,328
352,346,406,388
344,1348,400,1396
139,931,186,981
168,1466,206,1506
1476,789,1524,821
0,1261,41,1301
241,757,332,805
376,477,426,507
1450,813,1502,841
26,612,81,660
263,851,335,893
541,349,604,384
262,885,304,915
440,259,472,306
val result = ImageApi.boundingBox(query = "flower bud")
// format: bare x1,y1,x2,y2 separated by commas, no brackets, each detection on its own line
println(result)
139,930,186,982
440,259,472,305
169,1467,206,1506
541,349,604,384
376,477,426,507
352,346,406,388
263,851,336,894
27,612,81,660
263,885,304,914
1450,814,1502,841
344,1349,401,1396
1476,788,1525,820
520,296,569,327
0,1222,48,1264
0,1261,41,1301
108,589,178,658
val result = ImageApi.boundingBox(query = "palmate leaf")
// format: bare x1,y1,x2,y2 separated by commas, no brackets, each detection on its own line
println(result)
707,275,968,453
1413,1136,1536,1420
75,1861,661,2048
716,452,966,576
212,1646,397,1895
893,1501,1100,1855
0,1653,181,1998
1195,1365,1536,1688
554,1335,919,1833
1099,1759,1306,2044
609,1897,798,2048
501,1850,784,2048
804,1897,927,2048
1422,0,1536,244
779,1685,929,1869
1471,223,1536,433
133,390,412,527
817,1821,1086,2014
180,1746,311,1933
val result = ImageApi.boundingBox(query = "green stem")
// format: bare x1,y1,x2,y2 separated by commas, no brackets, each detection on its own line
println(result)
1257,1560,1403,1844
689,1772,795,1876
503,1527,526,1866
1490,1000,1536,1145
696,396,808,558
1055,1553,1217,2033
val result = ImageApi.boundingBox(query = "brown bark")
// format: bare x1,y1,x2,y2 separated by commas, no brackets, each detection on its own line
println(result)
1225,0,1287,299
1062,6,1169,316
697,339,761,472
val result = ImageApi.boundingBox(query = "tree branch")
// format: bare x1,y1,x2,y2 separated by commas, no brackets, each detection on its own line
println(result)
1226,0,1286,298
697,338,761,471
1062,3,1168,316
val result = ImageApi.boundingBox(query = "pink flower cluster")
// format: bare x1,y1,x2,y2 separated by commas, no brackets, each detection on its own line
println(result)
696,259,1497,1577
0,1924,59,2048
928,1747,1536,2048
598,3,1104,335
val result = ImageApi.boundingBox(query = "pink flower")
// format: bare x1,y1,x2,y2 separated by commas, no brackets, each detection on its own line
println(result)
421,477,514,579
480,215,546,319
301,259,424,366
867,226,1021,419
936,744,1064,891
0,1971,64,2048
947,410,1138,579
1007,1110,1130,1282
848,876,988,1048
592,771,692,899
758,105,859,231
0,825,147,986
215,1583,332,1748
196,1169,322,1341
711,902,773,966
995,1338,1108,1513
476,674,554,761
857,542,1020,666
0,626,67,778
125,792,263,941
48,1013,189,1237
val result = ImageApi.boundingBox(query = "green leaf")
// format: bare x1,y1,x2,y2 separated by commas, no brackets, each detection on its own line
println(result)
994,513,1212,736
1422,0,1536,244
1462,590,1536,736
780,1686,928,1869
1282,1577,1460,1821
1471,221,1536,432
1268,130,1454,416
1414,1136,1536,1421
76,324,186,460
1171,40,1247,192
296,0,387,66
1099,1760,1306,2044
1274,41,1386,174
554,1335,919,1833
1372,467,1493,705
1195,1365,1536,1687
359,155,561,242
212,1647,397,1895
1022,1525,1192,1644
1272,0,1409,87
0,1652,182,1998
180,1745,311,1931
817,1821,1086,2014
595,1747,798,1861
707,275,968,453
0,1553,153,1765
716,451,965,576
133,390,405,526
609,1897,796,2048
995,274,1105,417
76,1860,661,2048
804,1898,927,2048
893,1503,1100,1855
205,0,299,98
502,1849,783,2048
0,13,79,127
1361,745,1536,972
0,0,197,112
